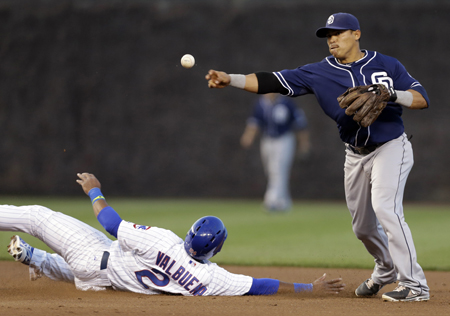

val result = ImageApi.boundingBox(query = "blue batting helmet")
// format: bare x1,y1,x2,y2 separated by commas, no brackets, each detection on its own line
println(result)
184,216,228,261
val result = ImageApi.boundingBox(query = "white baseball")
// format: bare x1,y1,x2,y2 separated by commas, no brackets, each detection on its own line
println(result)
181,54,195,68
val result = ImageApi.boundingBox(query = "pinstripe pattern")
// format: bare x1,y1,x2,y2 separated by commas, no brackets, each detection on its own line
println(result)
0,206,252,296
0,205,113,290
108,222,252,296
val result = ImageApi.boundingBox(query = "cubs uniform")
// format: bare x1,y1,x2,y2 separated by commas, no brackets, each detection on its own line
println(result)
107,221,252,296
0,204,252,295
272,49,429,294
246,95,308,211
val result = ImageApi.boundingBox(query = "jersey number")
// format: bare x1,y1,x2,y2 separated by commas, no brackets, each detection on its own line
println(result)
135,269,170,288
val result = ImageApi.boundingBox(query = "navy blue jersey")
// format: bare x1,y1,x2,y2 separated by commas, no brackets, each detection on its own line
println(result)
247,95,308,138
273,50,429,146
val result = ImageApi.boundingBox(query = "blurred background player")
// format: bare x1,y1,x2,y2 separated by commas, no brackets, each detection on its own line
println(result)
240,93,310,212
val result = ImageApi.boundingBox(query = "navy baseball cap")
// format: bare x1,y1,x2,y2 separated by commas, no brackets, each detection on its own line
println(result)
315,13,360,38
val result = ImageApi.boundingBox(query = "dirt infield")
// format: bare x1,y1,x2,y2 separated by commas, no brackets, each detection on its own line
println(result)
0,262,448,316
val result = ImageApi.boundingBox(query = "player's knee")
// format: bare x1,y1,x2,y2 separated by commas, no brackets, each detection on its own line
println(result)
353,227,376,241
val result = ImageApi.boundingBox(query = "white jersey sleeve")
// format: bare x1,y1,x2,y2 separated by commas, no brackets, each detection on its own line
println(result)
203,263,253,296
106,221,253,296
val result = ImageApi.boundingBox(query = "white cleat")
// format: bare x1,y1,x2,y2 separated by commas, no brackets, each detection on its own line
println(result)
8,235,34,265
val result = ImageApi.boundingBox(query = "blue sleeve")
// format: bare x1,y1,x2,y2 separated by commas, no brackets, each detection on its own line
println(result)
97,206,122,238
275,66,315,97
387,55,430,106
246,278,280,295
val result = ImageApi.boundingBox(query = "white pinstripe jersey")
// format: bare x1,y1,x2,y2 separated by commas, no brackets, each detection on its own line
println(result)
106,221,253,296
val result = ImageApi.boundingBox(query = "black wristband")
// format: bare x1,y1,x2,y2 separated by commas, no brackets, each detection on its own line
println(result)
388,87,397,102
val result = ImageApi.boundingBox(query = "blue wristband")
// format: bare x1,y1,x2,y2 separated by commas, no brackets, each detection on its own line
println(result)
88,187,105,205
294,283,313,293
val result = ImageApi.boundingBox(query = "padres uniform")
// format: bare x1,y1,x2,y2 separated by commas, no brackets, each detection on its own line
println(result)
206,11,430,300
246,94,308,211
271,49,429,293
0,204,252,295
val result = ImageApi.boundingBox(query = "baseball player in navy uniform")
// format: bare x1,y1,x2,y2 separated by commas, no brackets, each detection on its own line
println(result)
206,13,429,302
1,173,345,296
240,93,310,212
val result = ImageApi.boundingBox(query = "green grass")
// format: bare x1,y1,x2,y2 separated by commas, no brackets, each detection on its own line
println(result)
0,197,449,271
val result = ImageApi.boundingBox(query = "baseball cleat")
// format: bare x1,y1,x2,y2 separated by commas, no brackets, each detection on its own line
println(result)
382,285,430,302
355,278,385,297
8,235,34,265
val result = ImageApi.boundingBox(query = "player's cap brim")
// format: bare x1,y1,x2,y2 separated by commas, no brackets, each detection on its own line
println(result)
315,26,351,38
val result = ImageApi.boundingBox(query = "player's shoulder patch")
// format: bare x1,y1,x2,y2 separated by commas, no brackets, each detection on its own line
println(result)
132,223,151,230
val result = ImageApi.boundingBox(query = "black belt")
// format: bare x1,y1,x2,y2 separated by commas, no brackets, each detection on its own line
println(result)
347,142,386,155
100,251,110,270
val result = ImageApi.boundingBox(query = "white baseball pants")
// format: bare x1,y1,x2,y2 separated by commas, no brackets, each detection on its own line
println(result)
0,204,112,290
260,132,295,211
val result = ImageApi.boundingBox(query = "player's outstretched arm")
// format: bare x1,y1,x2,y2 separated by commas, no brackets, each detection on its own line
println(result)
278,273,345,295
247,273,345,296
206,70,259,93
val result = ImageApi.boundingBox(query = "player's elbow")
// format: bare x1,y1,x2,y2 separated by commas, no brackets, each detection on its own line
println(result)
412,99,428,109
414,95,428,109
408,90,429,109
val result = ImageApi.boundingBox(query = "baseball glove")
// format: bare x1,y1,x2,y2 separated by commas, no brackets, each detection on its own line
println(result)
337,84,392,127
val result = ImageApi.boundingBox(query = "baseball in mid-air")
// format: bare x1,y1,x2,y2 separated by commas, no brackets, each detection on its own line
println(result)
181,54,195,68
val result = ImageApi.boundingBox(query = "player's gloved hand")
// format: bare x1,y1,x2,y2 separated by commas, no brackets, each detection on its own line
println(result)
312,273,346,294
206,70,231,88
337,84,393,127
76,173,102,195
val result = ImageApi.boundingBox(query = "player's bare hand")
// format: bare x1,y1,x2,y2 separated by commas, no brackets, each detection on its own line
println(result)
206,70,231,88
313,273,345,294
76,173,101,195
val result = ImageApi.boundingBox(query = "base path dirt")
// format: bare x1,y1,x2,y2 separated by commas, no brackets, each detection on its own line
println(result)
0,262,448,316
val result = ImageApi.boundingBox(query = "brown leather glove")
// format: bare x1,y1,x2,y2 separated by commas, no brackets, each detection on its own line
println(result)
337,84,392,127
